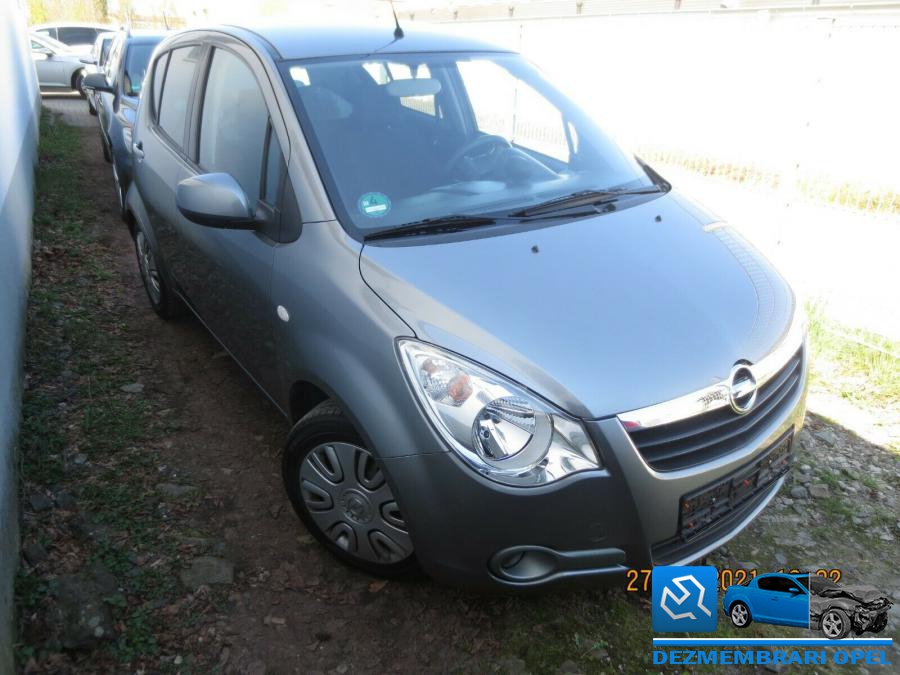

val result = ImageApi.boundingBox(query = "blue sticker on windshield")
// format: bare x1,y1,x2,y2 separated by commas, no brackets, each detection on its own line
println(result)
358,192,391,218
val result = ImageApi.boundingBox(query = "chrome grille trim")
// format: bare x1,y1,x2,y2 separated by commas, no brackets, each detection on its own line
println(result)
617,308,806,432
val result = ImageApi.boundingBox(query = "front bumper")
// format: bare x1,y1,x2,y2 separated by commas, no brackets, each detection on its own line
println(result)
383,348,808,590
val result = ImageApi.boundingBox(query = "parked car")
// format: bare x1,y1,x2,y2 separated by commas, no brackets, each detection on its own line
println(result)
83,30,166,215
126,25,809,588
31,22,113,53
723,573,810,630
30,33,89,96
809,575,891,639
85,31,117,115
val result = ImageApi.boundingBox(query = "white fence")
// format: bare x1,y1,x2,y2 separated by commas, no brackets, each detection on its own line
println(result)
0,0,40,669
417,5,900,218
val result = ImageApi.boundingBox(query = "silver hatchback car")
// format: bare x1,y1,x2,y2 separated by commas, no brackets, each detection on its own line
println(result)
127,25,808,589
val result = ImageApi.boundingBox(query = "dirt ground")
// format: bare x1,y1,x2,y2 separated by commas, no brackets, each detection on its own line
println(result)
16,100,900,674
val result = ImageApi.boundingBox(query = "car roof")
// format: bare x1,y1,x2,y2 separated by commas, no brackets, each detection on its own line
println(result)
32,22,114,30
214,24,512,61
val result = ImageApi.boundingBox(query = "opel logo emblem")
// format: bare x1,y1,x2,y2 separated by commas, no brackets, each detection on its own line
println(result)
728,364,757,414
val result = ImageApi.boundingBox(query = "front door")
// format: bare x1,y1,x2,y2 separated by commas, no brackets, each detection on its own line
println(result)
169,45,282,395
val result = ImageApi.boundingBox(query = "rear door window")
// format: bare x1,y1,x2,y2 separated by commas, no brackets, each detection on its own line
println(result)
157,45,204,149
151,52,170,121
198,48,269,199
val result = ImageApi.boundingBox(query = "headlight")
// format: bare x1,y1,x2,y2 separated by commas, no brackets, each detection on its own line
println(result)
398,340,601,486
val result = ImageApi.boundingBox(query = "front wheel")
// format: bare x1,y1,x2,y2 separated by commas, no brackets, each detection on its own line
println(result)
820,608,851,639
73,71,86,98
282,401,417,577
730,601,752,628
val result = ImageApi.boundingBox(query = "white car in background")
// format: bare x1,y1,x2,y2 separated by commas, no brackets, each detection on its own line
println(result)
30,33,90,97
31,22,112,53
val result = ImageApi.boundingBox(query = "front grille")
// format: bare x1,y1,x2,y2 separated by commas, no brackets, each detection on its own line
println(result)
626,348,803,471
652,431,793,564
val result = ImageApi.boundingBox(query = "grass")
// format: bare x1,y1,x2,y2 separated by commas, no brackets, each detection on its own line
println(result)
15,109,206,671
805,301,899,413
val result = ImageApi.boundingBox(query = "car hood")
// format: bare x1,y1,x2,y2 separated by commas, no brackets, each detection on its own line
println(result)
814,584,889,605
360,191,795,418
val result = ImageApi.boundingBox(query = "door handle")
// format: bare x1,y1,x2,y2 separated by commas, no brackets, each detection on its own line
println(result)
133,141,144,161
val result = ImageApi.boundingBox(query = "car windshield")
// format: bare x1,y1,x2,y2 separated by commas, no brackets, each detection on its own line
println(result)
280,52,656,235
33,34,70,52
123,43,157,97
809,576,840,594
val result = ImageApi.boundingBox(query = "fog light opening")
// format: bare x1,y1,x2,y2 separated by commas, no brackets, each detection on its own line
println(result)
493,547,557,582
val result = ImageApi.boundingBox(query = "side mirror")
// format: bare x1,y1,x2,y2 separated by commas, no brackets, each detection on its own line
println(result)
80,56,96,65
82,72,114,94
33,47,53,58
176,173,256,229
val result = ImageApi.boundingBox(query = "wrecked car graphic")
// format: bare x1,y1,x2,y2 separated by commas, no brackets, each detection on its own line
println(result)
809,575,892,639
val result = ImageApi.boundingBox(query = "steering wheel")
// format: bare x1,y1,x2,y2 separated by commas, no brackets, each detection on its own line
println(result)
443,134,512,180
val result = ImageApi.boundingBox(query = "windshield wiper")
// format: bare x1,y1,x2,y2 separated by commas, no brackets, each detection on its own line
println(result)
510,186,664,218
364,214,502,241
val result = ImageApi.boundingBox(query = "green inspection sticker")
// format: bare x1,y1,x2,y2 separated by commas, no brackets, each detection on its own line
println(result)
358,192,391,218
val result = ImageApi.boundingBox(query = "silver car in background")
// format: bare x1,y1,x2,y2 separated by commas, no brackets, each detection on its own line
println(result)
31,22,112,53
126,25,809,589
29,33,89,96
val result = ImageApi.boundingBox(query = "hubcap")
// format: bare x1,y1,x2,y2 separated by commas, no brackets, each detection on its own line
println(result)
135,231,161,304
822,611,843,638
732,605,748,626
299,442,412,565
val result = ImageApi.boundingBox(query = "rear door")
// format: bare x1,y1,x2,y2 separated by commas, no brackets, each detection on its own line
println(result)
753,576,781,622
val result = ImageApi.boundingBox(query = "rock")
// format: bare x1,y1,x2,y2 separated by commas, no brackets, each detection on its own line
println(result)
775,552,787,565
814,428,837,447
55,490,76,509
809,484,830,499
48,571,117,649
764,661,784,673
23,542,49,566
495,657,528,674
120,382,144,394
800,464,812,473
180,557,234,589
29,493,54,512
796,473,813,484
73,453,88,465
158,483,197,499
335,663,349,674
246,660,267,675
557,661,581,674
790,486,808,499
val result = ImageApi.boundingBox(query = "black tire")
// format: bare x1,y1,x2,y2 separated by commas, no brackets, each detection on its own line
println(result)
870,613,888,634
820,608,851,640
729,601,752,628
282,400,418,578
132,225,184,319
101,131,111,162
73,71,86,98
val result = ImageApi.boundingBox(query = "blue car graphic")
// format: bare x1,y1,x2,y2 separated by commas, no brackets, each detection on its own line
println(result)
722,573,809,629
